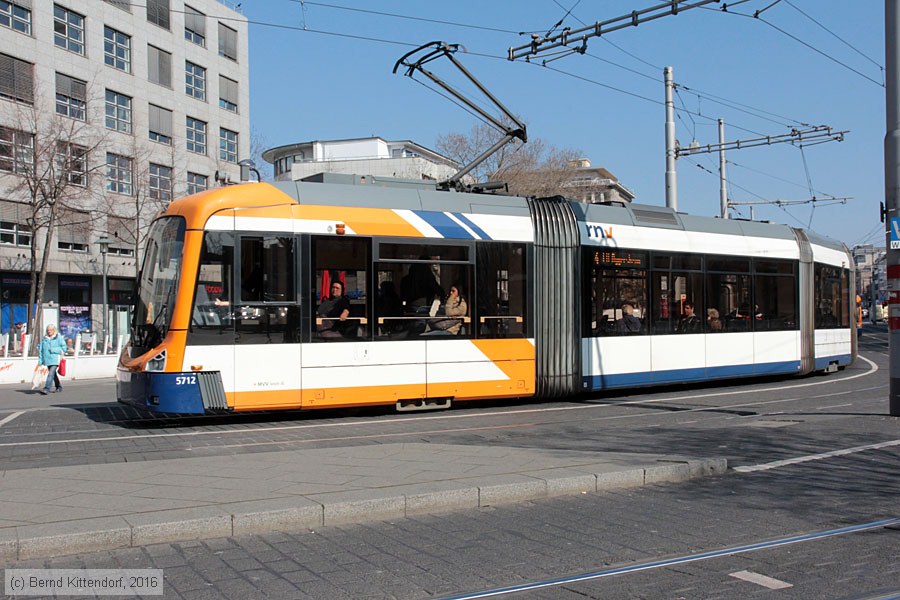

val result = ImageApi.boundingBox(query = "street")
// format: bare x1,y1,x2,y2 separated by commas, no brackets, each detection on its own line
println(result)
0,324,897,599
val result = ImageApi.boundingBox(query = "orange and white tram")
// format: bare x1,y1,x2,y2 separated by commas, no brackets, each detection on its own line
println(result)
117,176,856,414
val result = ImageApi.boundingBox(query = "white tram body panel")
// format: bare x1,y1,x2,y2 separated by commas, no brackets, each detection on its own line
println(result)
578,206,853,391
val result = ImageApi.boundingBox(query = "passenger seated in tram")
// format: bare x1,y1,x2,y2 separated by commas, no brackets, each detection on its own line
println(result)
615,303,642,334
707,308,722,331
426,284,468,335
316,280,351,339
676,302,702,333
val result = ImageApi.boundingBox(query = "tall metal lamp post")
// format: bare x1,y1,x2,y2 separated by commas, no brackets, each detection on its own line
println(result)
97,236,111,352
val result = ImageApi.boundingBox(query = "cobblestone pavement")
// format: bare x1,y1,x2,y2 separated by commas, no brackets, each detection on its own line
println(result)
1,328,896,598
6,449,898,599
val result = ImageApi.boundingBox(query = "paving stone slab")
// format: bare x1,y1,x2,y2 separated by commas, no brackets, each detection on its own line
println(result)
16,517,131,560
229,498,324,536
312,490,406,526
0,442,726,560
125,507,233,547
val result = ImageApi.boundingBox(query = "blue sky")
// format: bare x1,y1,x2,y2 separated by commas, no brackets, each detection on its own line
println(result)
240,1,885,249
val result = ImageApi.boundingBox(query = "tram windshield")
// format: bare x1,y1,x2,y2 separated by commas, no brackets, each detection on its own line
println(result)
132,216,186,349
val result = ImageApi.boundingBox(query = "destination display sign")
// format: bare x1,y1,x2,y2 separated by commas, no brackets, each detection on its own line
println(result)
593,249,647,268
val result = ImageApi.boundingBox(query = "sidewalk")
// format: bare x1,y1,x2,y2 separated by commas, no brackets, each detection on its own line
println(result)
0,443,726,561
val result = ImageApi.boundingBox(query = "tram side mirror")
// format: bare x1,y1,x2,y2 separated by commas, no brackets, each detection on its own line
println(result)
881,201,886,223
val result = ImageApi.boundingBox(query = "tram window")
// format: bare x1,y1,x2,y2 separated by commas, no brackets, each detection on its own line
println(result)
234,236,298,345
239,236,294,303
651,271,703,334
476,242,527,339
584,248,648,336
375,259,472,339
379,243,468,262
755,259,794,275
189,231,234,345
754,273,797,331
312,236,370,341
652,253,702,271
706,273,752,332
706,256,750,273
814,264,849,329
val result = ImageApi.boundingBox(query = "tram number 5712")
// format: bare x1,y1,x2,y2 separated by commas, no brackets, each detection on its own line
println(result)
175,375,197,385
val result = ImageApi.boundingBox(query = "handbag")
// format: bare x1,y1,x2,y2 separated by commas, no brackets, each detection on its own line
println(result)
31,365,48,390
58,358,67,377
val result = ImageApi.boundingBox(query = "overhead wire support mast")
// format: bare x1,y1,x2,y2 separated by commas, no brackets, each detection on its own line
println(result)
508,0,723,62
394,41,527,191
675,125,847,157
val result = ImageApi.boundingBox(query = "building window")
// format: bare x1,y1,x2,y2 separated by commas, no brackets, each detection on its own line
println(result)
186,116,206,154
105,90,132,133
106,216,136,257
218,75,238,112
103,26,130,73
106,152,132,195
185,61,206,100
218,23,237,61
184,5,205,46
0,53,33,104
148,45,171,88
149,163,172,202
0,1,31,35
219,128,238,163
55,73,86,121
187,172,207,195
103,0,130,12
56,211,90,253
0,201,30,247
0,127,33,174
0,220,29,247
53,5,84,55
56,142,87,186
148,104,172,145
146,0,169,30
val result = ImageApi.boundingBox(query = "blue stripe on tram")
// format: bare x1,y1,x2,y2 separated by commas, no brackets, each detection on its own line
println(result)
584,360,804,391
413,210,474,239
452,213,492,240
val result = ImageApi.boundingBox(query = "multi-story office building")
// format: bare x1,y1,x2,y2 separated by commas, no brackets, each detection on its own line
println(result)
0,0,249,345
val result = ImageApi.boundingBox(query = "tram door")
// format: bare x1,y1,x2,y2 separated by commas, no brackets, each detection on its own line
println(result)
232,232,302,409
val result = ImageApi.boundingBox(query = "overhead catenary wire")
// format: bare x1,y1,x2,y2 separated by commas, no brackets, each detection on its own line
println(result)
784,0,884,72
708,6,885,88
286,0,532,35
536,63,771,137
129,0,830,145
537,1,819,136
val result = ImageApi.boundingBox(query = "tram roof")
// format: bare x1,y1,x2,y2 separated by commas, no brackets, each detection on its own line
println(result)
179,177,846,252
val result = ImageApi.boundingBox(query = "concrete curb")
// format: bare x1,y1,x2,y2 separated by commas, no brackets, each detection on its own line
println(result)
2,457,727,561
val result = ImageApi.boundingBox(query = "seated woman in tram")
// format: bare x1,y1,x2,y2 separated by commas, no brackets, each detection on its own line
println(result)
316,280,350,338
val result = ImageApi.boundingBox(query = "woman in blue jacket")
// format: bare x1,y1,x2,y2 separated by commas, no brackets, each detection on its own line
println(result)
38,324,67,395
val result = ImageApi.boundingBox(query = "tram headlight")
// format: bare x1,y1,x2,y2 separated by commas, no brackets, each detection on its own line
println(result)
145,350,167,372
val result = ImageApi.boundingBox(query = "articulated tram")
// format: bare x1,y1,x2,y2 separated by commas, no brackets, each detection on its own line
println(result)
116,175,856,414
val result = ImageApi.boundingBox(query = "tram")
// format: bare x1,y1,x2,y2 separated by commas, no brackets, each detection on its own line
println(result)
116,174,856,414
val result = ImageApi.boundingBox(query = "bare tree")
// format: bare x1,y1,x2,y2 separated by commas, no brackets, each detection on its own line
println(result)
436,120,582,197
96,139,174,279
249,128,271,182
0,77,108,350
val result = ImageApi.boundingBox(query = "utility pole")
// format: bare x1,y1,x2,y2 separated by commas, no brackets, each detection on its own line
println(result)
719,118,728,219
885,0,900,416
665,66,678,211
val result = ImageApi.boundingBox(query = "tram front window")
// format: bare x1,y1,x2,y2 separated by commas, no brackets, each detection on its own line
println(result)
132,216,186,351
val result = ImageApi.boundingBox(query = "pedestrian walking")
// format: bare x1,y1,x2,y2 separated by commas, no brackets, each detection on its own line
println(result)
38,324,66,395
